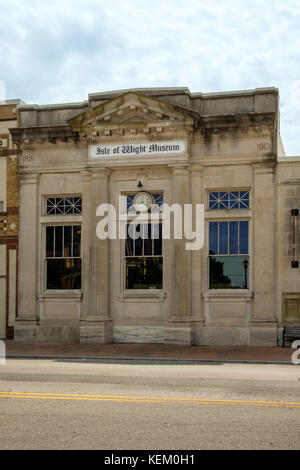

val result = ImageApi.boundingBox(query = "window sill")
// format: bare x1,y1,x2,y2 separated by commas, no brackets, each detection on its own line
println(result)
119,291,166,302
41,215,82,223
205,209,252,218
203,290,253,299
38,291,82,299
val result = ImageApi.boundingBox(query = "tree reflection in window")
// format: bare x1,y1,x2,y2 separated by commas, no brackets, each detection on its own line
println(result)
209,221,249,289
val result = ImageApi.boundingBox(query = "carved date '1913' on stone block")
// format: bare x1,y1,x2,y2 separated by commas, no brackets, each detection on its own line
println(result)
257,143,271,151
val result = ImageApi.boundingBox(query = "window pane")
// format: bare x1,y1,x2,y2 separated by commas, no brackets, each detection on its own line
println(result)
56,198,64,214
127,195,135,212
152,194,163,211
46,226,54,258
154,224,162,255
219,222,228,254
209,193,218,210
73,226,81,257
209,255,249,289
74,197,82,213
126,257,163,289
239,221,249,254
144,224,152,256
230,200,239,209
125,224,134,256
229,221,239,254
64,226,72,257
55,226,63,257
64,198,73,214
219,192,229,209
46,259,81,289
134,224,143,256
47,199,56,214
209,222,218,255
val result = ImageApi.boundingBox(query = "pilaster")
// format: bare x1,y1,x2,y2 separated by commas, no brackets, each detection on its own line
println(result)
251,163,277,345
165,164,193,344
14,173,39,340
80,167,112,343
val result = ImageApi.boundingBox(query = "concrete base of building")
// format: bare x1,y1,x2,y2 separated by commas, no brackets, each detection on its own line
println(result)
113,326,164,343
14,319,113,344
164,322,195,345
194,325,278,346
250,322,278,346
79,320,113,344
14,321,38,342
13,320,278,346
194,326,250,346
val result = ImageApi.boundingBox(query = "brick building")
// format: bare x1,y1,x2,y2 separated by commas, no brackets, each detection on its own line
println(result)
0,100,24,339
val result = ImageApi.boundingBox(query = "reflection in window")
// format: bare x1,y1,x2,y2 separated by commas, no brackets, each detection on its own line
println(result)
45,225,81,289
209,221,249,289
125,223,162,289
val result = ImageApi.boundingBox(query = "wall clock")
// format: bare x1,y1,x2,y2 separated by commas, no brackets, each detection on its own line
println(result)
133,192,153,212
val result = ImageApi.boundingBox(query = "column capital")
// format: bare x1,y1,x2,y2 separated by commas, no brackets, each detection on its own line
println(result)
81,170,91,181
170,164,190,177
190,165,204,176
252,162,276,175
89,167,111,179
19,172,40,185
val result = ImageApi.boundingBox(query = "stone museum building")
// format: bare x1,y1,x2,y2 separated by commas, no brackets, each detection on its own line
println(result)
8,86,300,345
0,100,24,339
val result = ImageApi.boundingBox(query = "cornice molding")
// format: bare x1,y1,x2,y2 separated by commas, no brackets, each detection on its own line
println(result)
193,130,273,143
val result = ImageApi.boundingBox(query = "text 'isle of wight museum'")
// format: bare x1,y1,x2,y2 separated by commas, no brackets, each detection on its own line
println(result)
5,86,300,346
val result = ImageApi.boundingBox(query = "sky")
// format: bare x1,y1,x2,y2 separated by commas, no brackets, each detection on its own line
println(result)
0,0,299,155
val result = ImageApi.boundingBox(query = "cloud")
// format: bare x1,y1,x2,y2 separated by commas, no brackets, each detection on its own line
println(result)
0,0,299,154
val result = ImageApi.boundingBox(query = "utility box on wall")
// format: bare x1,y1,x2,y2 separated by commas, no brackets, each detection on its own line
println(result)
282,293,300,324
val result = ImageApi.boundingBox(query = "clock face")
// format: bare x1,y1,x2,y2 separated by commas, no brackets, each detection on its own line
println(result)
133,192,153,212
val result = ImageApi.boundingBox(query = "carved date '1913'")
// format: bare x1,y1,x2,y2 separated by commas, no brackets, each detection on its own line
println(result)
257,143,271,151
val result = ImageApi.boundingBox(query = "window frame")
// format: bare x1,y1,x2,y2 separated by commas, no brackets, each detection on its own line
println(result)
123,192,164,292
124,222,163,292
207,189,250,211
206,217,251,292
43,223,82,293
43,194,82,216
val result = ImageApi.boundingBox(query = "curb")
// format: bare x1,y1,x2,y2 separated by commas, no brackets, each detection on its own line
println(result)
5,354,293,365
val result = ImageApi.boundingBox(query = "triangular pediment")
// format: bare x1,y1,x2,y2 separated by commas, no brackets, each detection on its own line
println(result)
68,91,197,130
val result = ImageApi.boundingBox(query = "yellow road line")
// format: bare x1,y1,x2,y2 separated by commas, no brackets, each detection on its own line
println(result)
0,391,299,406
0,391,299,408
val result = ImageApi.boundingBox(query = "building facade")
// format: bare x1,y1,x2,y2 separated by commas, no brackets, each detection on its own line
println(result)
0,100,23,339
9,87,300,345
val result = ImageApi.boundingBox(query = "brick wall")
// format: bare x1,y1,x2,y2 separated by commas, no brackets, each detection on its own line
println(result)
0,104,19,338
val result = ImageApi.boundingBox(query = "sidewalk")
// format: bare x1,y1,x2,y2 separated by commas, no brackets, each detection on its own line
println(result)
4,341,294,364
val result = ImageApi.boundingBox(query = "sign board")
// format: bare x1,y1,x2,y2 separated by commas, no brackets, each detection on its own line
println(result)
0,139,7,148
89,141,186,159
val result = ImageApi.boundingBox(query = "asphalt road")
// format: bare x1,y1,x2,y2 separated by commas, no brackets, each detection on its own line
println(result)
0,358,299,450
